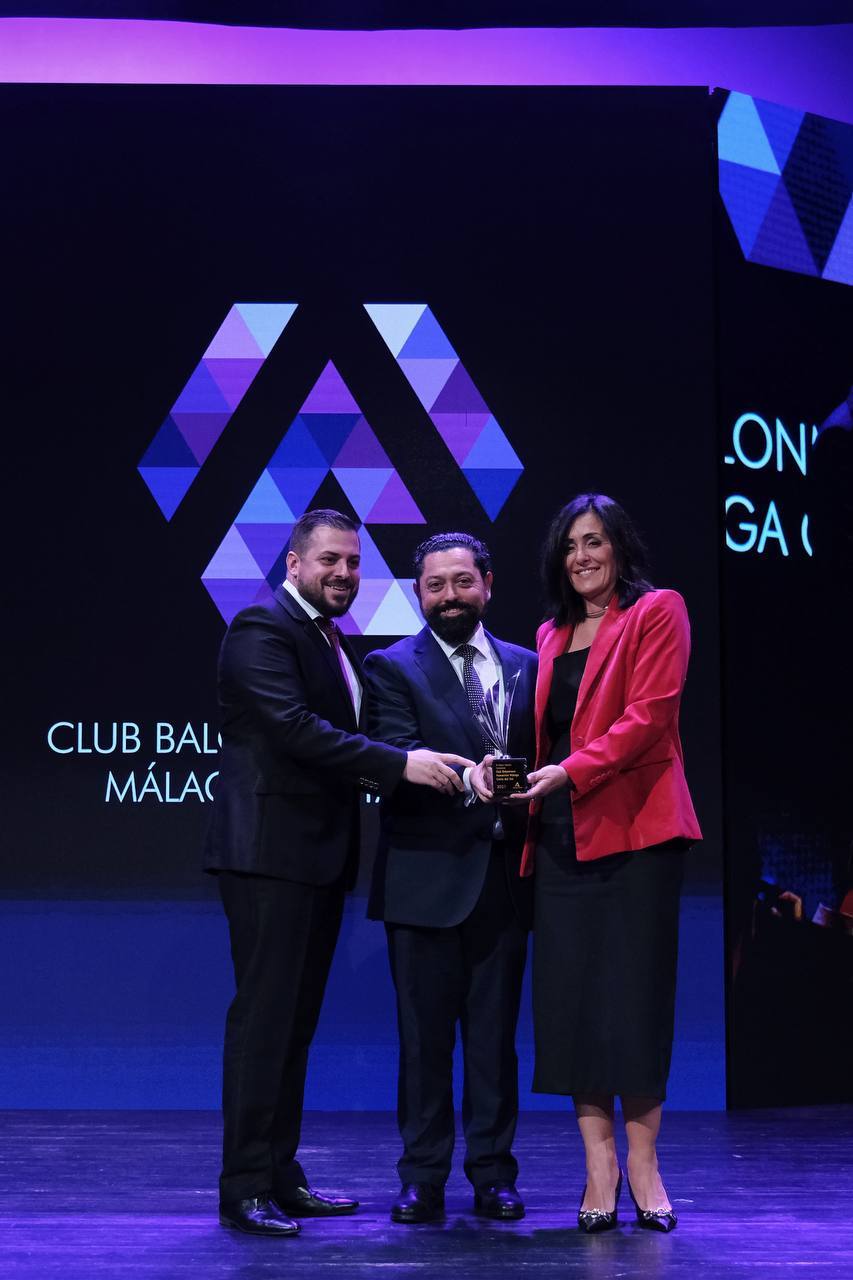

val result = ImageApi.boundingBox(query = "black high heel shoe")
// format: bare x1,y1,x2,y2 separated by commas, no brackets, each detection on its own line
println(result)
627,1177,678,1232
578,1169,622,1234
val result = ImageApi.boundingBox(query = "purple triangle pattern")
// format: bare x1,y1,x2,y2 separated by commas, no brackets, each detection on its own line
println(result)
203,578,269,626
140,302,297,519
200,358,423,636
334,417,393,467
718,92,853,287
363,304,524,520
366,472,426,524
302,361,361,413
431,413,489,466
172,413,233,466
236,522,294,574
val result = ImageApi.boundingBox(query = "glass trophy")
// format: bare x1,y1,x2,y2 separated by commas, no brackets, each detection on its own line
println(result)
474,670,528,799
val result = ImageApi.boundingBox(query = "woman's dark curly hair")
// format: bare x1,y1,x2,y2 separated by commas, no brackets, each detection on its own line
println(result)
542,493,653,626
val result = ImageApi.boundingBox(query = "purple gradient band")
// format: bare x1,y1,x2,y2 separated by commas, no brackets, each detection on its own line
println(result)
1,20,852,125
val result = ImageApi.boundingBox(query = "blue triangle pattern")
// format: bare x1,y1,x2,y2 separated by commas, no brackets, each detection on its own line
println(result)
463,467,522,520
819,389,853,435
718,92,780,175
754,98,804,173
172,360,231,414
304,413,361,464
236,470,296,523
822,118,853,190
750,181,817,276
398,307,458,359
140,416,198,467
268,466,328,516
462,417,522,469
822,194,853,284
138,466,197,521
269,417,329,469
719,161,781,257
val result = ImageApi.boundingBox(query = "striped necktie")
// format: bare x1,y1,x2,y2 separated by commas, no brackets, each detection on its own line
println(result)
454,643,497,753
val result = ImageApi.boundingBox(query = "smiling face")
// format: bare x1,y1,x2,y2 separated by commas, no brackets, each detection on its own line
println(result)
286,524,361,618
564,511,618,610
415,546,493,645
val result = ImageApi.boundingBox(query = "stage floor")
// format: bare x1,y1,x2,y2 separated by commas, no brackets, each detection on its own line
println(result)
2,1108,850,1278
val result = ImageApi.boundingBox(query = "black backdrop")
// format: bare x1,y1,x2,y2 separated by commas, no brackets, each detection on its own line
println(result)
5,85,722,899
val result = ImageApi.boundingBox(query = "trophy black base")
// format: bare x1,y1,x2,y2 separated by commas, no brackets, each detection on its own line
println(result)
492,757,528,799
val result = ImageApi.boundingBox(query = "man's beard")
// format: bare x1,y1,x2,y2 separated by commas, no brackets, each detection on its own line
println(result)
425,601,482,645
299,576,358,618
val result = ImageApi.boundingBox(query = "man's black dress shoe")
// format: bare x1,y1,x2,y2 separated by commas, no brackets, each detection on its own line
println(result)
390,1182,445,1223
276,1185,359,1217
219,1194,300,1236
474,1182,525,1220
627,1178,678,1232
578,1169,622,1234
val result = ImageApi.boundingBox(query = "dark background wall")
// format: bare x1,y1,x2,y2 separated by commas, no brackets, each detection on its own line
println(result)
713,88,853,1106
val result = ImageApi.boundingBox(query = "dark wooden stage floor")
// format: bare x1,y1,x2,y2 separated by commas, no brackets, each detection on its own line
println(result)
2,1108,851,1278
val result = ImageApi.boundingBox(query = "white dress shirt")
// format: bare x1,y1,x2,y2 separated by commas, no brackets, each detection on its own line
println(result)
283,578,362,722
429,621,504,718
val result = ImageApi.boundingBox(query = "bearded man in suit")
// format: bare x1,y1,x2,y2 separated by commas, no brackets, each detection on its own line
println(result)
364,532,536,1223
205,509,471,1237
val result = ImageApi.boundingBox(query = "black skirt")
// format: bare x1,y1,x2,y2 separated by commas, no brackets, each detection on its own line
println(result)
532,821,685,1100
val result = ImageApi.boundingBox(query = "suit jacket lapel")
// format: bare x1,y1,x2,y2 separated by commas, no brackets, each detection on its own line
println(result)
414,628,484,759
337,629,367,731
274,585,358,730
574,597,631,719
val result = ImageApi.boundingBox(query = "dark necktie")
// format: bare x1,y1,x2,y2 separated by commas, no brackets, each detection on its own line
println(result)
316,616,355,711
454,643,497,753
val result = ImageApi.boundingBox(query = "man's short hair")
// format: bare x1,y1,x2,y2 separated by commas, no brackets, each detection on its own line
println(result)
289,509,359,557
413,532,492,580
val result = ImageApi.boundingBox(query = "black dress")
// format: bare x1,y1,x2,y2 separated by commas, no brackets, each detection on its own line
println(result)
532,648,685,1100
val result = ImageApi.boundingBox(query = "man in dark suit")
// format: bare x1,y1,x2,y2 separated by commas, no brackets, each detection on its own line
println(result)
364,532,536,1223
204,509,471,1237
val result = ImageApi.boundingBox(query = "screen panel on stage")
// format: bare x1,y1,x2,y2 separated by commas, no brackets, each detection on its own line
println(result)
715,89,853,1107
2,85,725,1107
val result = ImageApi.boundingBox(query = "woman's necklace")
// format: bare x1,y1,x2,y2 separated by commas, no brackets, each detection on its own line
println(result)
583,591,615,621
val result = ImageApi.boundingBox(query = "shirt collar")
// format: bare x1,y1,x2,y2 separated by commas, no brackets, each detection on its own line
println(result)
283,577,323,621
430,620,490,662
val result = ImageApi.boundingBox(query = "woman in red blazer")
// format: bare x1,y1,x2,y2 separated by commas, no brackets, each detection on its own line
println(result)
511,493,701,1233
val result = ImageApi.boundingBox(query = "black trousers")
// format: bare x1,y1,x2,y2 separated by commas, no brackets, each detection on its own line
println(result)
386,847,529,1190
218,870,345,1201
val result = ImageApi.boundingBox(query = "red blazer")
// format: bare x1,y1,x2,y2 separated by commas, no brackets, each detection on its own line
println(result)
520,588,702,873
